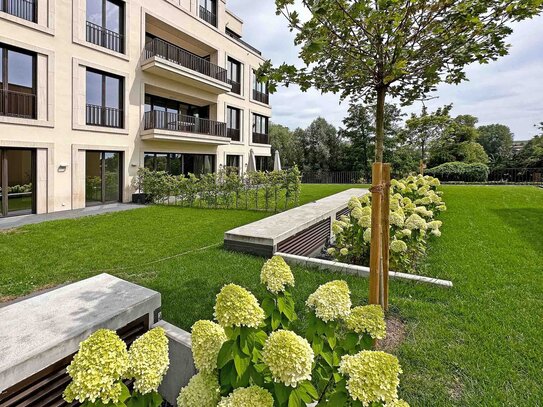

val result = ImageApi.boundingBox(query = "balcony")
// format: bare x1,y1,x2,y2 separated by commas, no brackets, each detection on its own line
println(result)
228,80,241,95
86,21,124,54
252,132,269,145
142,38,230,94
142,110,230,145
227,128,240,142
0,0,36,23
0,89,36,119
86,104,123,128
253,89,269,105
199,6,217,27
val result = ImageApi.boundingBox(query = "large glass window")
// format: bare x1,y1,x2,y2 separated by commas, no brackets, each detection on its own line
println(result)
199,0,217,26
0,148,35,217
0,44,36,119
0,0,36,22
144,152,215,177
227,106,241,141
255,156,270,172
85,151,122,206
226,155,242,175
86,0,125,53
86,68,124,128
227,58,241,94
253,114,269,144
253,71,269,104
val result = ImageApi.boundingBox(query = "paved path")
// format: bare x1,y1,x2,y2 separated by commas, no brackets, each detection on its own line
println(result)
0,203,145,230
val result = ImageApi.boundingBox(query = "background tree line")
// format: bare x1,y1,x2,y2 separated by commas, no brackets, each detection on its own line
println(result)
269,103,543,178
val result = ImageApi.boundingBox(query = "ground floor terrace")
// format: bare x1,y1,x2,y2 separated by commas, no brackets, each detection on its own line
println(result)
0,142,271,218
0,184,541,405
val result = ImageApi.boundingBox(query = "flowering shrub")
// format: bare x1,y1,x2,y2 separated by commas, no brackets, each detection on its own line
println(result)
179,256,408,407
64,327,169,407
329,174,446,273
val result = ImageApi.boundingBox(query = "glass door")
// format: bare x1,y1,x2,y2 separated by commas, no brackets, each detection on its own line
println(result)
85,151,122,206
0,148,35,217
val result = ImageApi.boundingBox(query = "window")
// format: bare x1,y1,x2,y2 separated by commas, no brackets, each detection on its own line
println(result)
227,58,241,95
253,71,269,104
255,156,270,172
227,107,241,141
226,155,242,174
86,68,123,128
144,152,215,177
0,44,36,119
0,0,37,22
252,114,269,144
86,0,125,53
199,0,217,26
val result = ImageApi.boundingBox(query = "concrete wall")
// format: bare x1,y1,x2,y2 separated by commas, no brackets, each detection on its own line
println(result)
0,0,272,214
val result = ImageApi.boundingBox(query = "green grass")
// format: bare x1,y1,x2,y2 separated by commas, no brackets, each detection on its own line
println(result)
1,184,542,405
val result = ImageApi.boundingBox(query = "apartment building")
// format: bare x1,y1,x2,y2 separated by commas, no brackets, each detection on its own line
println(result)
0,0,272,217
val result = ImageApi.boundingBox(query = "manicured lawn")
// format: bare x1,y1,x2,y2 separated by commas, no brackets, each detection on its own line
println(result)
0,184,542,405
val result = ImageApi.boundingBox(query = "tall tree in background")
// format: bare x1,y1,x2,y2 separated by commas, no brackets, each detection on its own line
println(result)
478,124,515,167
269,123,304,167
339,103,374,179
403,105,452,165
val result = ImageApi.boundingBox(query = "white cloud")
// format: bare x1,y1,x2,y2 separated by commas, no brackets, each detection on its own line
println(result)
228,0,543,140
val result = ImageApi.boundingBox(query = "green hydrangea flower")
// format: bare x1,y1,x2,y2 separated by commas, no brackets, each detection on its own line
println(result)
262,330,314,387
64,329,129,404
177,372,221,407
386,399,410,407
345,305,386,339
363,228,372,243
214,284,265,328
390,211,405,227
390,240,408,253
358,215,372,228
217,386,274,407
127,327,170,395
306,280,351,322
260,255,295,294
340,247,349,256
405,214,427,230
191,320,227,372
339,351,402,406
348,196,362,210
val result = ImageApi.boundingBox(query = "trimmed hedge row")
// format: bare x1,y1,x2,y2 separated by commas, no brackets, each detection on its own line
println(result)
426,162,489,182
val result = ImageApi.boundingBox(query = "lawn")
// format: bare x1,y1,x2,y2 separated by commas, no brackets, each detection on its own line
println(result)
1,184,542,406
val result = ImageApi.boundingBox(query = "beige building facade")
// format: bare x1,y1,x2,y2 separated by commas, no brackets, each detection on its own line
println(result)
0,0,272,216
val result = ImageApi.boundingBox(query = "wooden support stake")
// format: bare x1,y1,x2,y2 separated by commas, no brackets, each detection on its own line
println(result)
419,160,425,175
381,163,391,310
369,162,383,305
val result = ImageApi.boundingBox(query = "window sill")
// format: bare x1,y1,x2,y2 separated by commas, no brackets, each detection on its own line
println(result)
250,98,271,109
0,12,54,36
73,38,129,61
226,92,246,101
0,116,53,128
73,123,129,135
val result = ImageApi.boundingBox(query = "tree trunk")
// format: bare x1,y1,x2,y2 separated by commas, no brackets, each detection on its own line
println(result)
374,86,387,163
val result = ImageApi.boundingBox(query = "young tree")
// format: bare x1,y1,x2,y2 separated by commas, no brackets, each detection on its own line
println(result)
269,123,305,167
478,124,515,167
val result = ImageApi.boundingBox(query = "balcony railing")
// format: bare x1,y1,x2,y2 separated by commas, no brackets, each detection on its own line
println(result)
227,128,240,141
252,132,269,145
199,5,217,27
86,104,123,128
86,21,124,53
253,89,269,105
144,110,227,138
228,80,241,95
144,38,228,84
0,89,36,119
0,0,36,23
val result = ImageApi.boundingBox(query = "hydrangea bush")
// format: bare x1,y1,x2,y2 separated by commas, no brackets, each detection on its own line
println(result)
63,327,169,407
178,255,409,407
328,174,446,273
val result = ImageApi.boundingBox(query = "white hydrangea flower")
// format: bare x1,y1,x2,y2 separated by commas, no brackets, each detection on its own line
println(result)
390,240,408,253
306,280,351,322
177,372,221,407
363,228,372,243
214,284,265,328
191,320,227,372
218,386,274,407
260,255,295,294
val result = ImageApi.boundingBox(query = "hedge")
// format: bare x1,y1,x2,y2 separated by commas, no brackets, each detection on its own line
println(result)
426,162,489,183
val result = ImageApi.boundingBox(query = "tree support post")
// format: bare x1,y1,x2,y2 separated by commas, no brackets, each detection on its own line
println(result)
381,164,391,310
369,162,383,305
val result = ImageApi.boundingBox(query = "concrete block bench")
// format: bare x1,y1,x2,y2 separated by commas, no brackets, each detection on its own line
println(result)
224,188,367,257
0,274,194,407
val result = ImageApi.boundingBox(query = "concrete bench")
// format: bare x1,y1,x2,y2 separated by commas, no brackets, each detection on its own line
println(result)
224,188,368,257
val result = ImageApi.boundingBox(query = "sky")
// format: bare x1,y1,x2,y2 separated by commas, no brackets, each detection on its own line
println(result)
227,0,543,141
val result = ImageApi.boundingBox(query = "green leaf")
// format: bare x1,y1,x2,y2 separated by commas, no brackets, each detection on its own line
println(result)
288,389,302,407
299,380,319,400
217,340,235,368
321,349,333,367
277,295,286,313
119,382,131,403
274,382,290,405
326,390,349,406
342,332,360,351
219,360,235,388
271,309,282,330
233,345,250,378
262,296,275,317
312,335,323,355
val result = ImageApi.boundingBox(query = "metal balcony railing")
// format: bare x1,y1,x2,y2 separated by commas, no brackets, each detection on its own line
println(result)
144,110,227,138
228,79,241,95
253,89,269,105
86,104,123,128
144,37,228,84
252,132,269,145
199,5,217,27
86,21,124,53
227,128,240,141
0,89,36,119
0,0,36,22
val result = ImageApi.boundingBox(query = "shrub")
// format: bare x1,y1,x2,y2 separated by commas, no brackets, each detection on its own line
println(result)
426,161,489,182
178,257,408,407
328,174,446,274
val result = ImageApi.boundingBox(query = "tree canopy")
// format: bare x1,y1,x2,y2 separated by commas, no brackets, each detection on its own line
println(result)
478,124,514,166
